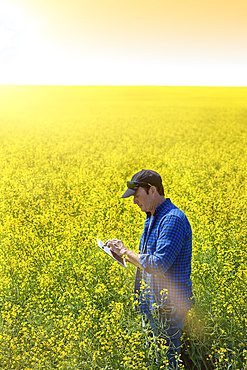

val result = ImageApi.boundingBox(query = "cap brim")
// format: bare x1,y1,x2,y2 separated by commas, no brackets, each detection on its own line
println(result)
121,187,138,198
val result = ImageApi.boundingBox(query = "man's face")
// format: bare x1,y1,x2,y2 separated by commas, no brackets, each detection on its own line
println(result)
133,186,154,213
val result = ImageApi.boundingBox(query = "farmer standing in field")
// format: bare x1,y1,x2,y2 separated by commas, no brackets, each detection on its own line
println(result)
105,169,194,370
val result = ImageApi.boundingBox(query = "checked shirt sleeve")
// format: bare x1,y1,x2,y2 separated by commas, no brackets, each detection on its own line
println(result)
139,215,185,276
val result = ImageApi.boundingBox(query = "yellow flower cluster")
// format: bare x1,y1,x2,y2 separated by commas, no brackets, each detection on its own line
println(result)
0,86,246,369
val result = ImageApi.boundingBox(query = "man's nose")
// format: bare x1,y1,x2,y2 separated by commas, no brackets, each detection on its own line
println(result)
133,197,137,205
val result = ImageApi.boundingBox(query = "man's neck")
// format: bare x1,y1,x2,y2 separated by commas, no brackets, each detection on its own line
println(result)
150,197,166,215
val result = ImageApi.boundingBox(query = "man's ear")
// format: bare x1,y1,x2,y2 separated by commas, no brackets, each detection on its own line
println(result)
150,186,156,195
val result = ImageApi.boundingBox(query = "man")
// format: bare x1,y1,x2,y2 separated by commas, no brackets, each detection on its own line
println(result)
105,169,194,369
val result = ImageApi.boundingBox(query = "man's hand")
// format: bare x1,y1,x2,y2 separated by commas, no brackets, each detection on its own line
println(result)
104,239,127,257
104,239,143,269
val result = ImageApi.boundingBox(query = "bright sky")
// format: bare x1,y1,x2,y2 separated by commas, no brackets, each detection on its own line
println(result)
0,0,247,85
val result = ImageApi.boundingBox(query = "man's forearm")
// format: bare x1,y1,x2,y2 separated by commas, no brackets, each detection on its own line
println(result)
125,249,143,269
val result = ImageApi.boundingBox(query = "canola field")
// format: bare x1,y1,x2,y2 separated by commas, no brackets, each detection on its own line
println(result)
0,86,246,370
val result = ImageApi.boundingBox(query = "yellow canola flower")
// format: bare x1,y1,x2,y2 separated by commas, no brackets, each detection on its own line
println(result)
0,86,246,369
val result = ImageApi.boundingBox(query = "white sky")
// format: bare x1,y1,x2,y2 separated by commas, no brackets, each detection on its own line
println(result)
0,0,247,86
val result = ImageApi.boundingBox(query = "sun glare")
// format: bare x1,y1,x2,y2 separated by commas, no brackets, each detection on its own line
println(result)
0,1,48,82
0,1,32,55
0,0,246,85
0,23,16,52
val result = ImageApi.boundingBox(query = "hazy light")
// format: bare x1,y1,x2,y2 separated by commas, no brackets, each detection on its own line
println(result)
0,0,246,86
0,1,45,75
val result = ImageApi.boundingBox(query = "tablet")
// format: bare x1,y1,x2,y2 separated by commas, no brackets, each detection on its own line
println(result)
97,238,127,268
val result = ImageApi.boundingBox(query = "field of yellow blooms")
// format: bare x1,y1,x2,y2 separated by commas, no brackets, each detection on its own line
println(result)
0,86,246,369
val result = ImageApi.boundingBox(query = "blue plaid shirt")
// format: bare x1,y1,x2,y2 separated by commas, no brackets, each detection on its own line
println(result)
134,198,194,313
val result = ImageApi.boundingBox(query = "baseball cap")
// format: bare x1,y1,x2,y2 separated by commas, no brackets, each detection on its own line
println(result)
121,169,162,198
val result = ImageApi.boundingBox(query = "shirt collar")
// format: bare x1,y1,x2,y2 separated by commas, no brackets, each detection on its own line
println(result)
146,198,171,218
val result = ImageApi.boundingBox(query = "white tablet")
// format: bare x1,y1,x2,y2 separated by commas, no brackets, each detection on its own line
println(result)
97,238,127,268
